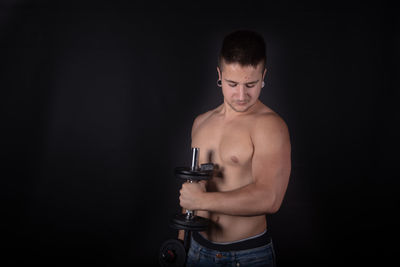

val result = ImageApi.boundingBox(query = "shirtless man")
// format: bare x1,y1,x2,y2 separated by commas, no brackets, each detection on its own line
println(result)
178,30,291,266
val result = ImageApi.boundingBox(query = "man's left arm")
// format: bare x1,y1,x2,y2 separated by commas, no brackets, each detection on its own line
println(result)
179,115,291,216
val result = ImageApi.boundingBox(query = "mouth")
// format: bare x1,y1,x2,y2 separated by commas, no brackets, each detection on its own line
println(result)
235,101,248,106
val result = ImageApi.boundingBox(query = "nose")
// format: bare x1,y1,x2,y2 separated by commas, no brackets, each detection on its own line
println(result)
238,85,246,101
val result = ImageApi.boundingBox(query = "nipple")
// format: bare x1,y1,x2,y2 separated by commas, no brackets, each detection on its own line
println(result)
230,156,239,164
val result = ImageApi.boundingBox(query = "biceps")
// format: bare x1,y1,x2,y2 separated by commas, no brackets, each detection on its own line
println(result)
252,150,291,189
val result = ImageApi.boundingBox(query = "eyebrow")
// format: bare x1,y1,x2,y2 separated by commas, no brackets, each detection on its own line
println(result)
224,79,259,85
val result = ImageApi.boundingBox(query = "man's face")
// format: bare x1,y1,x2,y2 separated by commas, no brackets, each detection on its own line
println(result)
218,61,266,113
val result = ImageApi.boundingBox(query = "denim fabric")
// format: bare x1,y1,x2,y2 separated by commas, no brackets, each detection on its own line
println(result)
186,235,276,267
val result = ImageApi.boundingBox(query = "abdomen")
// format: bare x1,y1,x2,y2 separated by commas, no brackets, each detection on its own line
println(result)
197,211,267,243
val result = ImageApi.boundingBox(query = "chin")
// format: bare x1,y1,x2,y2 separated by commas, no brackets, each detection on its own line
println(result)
235,106,249,112
226,99,255,113
237,100,257,110
232,104,252,112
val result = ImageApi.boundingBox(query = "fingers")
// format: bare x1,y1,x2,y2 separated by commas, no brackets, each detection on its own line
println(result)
179,189,184,207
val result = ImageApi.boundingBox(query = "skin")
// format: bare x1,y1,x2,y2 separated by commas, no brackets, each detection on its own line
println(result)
178,60,291,242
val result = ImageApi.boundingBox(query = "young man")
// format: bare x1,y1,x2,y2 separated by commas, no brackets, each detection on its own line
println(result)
179,30,291,266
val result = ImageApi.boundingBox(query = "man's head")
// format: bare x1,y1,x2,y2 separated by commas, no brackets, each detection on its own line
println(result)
217,30,267,113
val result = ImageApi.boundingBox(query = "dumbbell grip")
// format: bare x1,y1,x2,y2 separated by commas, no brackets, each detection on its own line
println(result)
185,180,194,219
185,147,199,219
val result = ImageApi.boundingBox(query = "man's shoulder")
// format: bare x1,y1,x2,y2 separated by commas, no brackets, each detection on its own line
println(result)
252,108,289,139
194,110,214,125
192,106,221,132
251,109,291,156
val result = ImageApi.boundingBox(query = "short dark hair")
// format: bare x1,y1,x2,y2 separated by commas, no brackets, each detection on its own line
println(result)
218,30,266,71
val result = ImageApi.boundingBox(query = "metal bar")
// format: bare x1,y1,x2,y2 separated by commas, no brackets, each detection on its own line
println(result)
191,147,199,171
186,148,200,219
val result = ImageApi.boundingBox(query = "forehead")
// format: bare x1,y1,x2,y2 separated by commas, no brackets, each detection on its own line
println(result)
221,62,264,81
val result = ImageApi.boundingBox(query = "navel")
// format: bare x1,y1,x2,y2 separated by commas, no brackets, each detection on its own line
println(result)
230,156,239,164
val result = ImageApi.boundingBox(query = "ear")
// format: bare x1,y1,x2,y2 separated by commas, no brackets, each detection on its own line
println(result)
262,68,267,80
216,66,222,80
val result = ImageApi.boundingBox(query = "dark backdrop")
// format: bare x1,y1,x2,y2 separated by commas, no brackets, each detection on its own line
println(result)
1,1,398,266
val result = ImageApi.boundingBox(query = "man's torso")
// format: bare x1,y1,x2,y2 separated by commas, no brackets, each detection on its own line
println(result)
192,101,275,243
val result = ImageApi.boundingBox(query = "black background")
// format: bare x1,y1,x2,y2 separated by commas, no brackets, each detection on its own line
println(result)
1,1,398,266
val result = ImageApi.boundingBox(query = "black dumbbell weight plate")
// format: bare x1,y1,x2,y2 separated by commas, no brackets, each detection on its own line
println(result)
174,166,213,181
169,213,210,231
159,239,186,267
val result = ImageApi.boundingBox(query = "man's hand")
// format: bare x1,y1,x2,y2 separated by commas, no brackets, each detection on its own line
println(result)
179,181,206,211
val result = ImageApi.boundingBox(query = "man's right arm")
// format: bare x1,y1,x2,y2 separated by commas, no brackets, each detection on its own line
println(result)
177,114,206,241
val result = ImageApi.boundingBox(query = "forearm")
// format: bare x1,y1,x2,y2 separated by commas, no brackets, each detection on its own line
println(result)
199,183,278,216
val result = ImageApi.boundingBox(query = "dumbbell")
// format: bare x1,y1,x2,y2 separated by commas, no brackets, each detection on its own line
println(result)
159,148,214,267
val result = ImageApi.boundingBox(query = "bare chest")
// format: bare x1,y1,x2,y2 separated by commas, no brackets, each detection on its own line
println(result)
192,119,254,188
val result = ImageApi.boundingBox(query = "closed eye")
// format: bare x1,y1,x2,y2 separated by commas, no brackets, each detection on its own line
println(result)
225,79,259,88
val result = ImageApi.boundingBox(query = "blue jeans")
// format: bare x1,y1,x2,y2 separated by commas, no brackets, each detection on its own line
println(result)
186,233,276,267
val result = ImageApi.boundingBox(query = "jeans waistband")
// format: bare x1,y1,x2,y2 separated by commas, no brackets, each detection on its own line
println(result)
192,230,271,252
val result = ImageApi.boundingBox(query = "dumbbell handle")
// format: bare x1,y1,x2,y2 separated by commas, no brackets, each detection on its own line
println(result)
191,147,199,171
185,148,200,219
